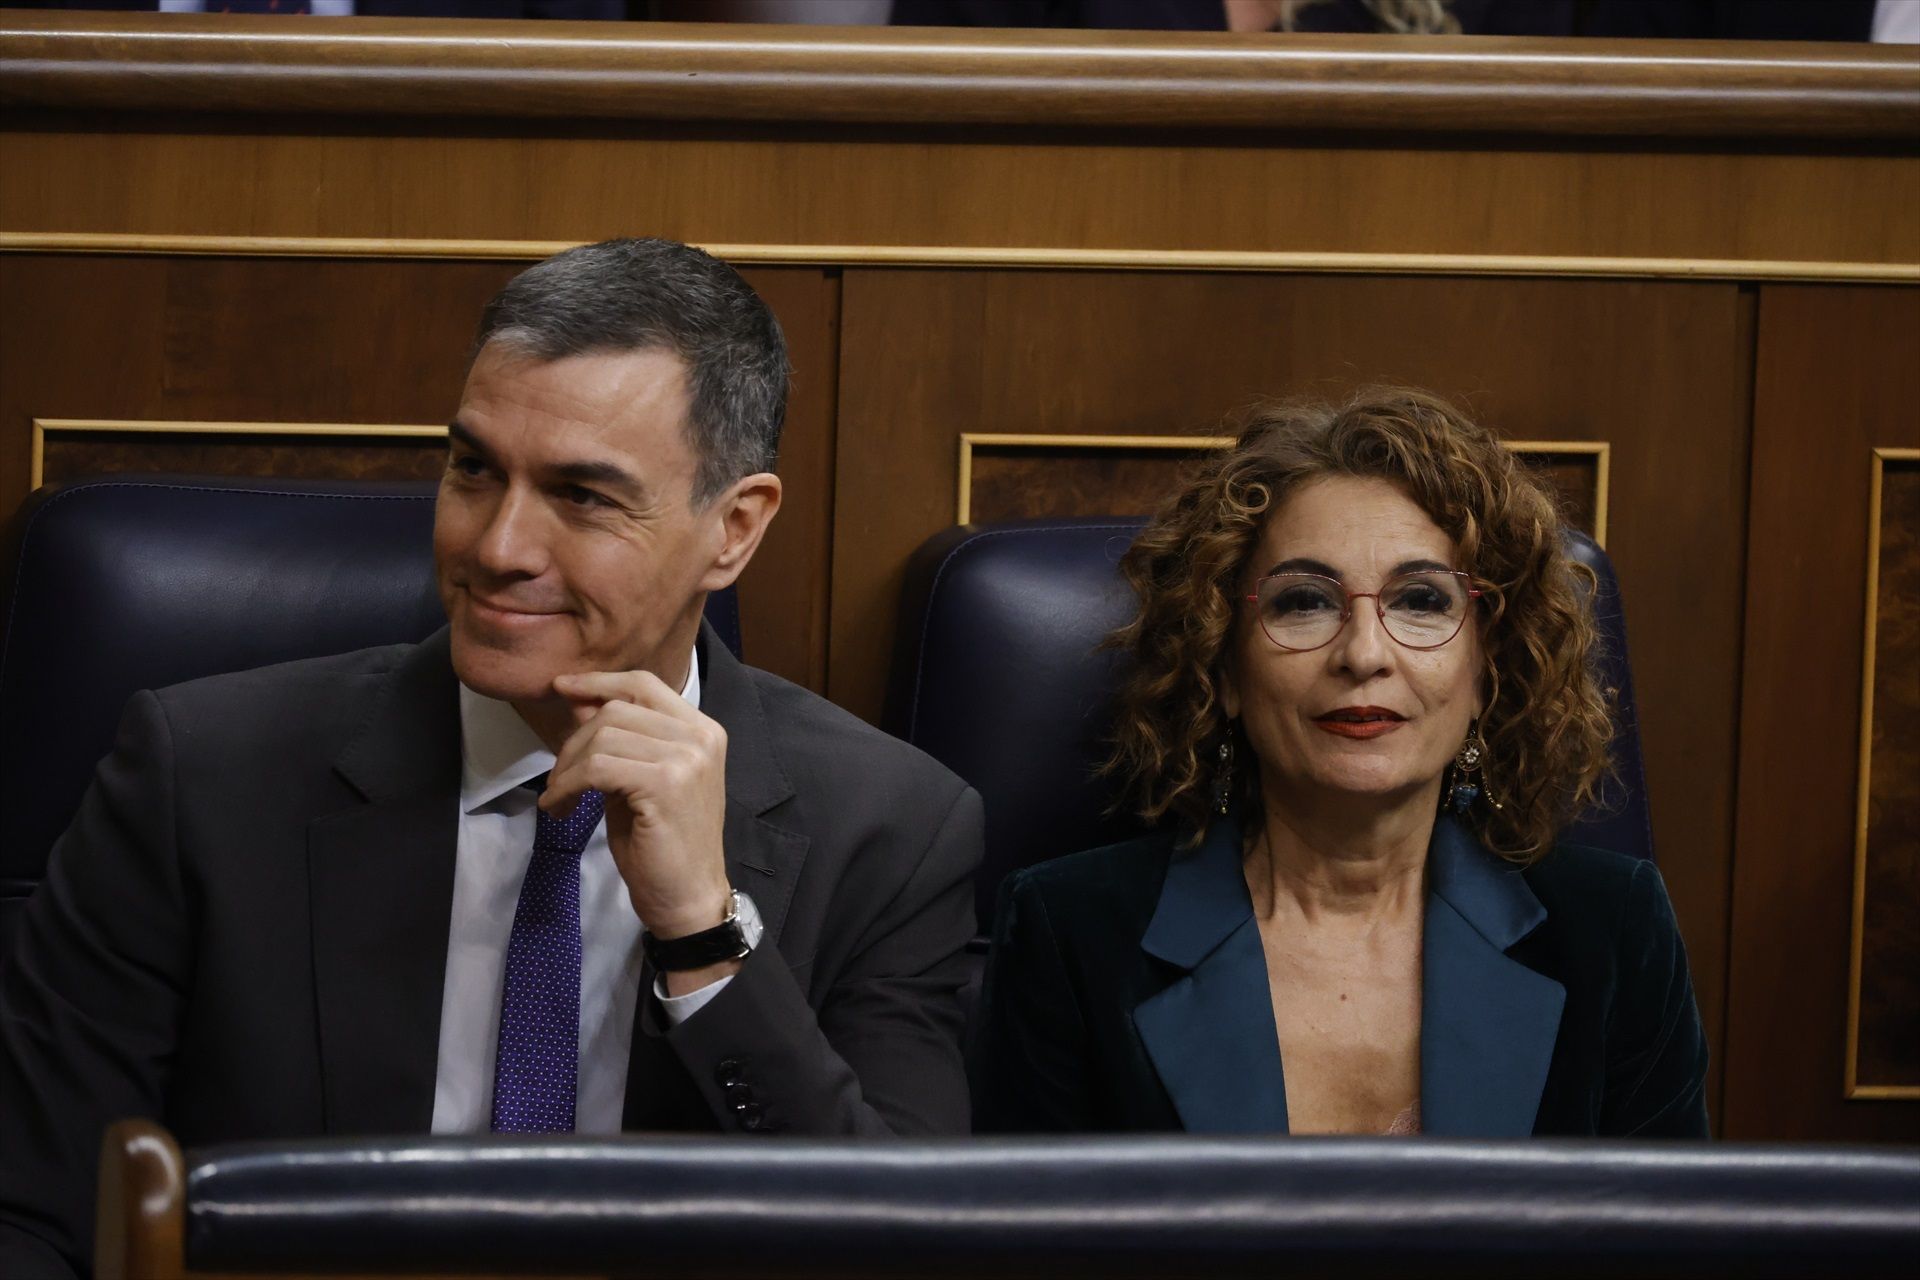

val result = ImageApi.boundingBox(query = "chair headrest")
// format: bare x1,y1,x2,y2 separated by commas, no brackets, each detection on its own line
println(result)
1559,528,1655,871
886,519,1153,929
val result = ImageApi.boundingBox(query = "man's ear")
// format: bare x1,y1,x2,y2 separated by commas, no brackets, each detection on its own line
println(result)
698,473,782,593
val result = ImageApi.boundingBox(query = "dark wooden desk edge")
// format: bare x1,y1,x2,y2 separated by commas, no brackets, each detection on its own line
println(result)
1,12,1916,140
95,1119,186,1280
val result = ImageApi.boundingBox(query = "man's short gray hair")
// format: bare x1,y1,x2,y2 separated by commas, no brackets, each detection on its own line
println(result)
475,238,790,506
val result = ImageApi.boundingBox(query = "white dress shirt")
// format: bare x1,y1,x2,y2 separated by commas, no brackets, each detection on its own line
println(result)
1874,0,1920,42
430,652,727,1134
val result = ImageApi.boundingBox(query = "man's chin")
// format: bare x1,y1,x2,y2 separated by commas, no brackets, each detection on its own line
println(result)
448,629,567,705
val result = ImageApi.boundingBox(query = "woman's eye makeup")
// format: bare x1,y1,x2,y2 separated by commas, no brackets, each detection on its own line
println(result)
1268,583,1340,614
1389,587,1447,613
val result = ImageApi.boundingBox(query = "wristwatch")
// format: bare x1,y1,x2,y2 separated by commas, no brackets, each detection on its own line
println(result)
643,890,763,972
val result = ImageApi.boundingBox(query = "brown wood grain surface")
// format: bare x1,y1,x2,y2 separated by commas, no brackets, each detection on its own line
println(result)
41,435,448,486
94,1120,186,1280
1728,284,1920,1141
3,13,1915,139
0,254,837,691
967,443,1598,536
1856,461,1919,1092
743,267,839,691
834,268,1751,1121
6,128,1916,270
967,445,1211,525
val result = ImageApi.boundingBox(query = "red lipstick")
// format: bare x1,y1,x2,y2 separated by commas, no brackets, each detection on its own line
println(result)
1313,706,1407,739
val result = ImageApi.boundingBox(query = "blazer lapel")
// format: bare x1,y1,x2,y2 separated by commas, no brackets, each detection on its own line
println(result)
623,625,810,1128
701,626,805,947
1420,817,1565,1137
308,629,463,1135
1132,814,1288,1134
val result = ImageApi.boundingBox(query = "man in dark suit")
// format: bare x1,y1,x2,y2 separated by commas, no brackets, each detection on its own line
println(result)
0,238,983,1280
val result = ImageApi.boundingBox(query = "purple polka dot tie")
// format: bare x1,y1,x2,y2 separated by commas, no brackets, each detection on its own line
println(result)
490,789,605,1134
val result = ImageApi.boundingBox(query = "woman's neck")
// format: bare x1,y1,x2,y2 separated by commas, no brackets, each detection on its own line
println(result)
1245,784,1436,927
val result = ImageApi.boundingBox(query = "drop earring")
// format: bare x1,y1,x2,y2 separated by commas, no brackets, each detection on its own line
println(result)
1446,719,1488,814
1211,736,1236,816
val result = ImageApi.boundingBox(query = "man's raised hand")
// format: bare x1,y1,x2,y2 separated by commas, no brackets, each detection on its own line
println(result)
542,669,732,946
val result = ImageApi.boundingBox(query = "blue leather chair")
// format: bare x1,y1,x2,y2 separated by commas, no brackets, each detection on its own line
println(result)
0,475,742,955
885,517,1652,936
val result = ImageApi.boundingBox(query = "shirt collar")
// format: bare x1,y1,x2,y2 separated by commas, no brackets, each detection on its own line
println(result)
458,649,702,815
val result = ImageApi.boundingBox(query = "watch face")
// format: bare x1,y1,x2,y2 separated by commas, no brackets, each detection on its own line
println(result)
732,890,766,951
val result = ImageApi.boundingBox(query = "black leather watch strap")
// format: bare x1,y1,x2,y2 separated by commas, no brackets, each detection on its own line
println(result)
643,893,755,972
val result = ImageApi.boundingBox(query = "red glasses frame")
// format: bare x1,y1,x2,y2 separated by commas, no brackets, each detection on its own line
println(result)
1244,570,1484,653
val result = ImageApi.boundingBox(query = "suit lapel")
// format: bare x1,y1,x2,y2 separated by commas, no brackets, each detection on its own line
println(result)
702,626,805,946
1420,817,1565,1137
623,625,810,1128
1133,814,1288,1134
308,629,462,1135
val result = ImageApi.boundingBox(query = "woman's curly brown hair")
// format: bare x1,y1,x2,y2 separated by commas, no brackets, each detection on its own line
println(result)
1105,387,1614,864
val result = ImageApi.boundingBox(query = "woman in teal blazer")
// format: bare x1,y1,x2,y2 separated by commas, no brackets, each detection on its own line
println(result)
971,389,1708,1138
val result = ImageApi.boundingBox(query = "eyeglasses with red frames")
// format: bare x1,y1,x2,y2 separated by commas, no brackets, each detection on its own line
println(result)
1245,570,1484,652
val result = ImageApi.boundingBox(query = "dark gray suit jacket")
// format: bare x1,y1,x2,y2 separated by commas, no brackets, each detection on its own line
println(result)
0,626,982,1279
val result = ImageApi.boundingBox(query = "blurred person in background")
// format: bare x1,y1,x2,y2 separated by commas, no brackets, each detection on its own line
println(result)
1,1,625,18
892,0,1574,35
891,0,1919,39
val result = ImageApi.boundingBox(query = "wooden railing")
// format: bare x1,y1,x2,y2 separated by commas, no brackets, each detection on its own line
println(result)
2,11,1917,138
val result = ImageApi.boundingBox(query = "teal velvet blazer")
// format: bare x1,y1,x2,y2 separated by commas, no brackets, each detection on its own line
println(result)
970,814,1709,1137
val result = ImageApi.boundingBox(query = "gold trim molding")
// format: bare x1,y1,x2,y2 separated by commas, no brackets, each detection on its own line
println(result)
1845,445,1920,1102
29,418,446,490
959,432,1609,545
2,233,1917,284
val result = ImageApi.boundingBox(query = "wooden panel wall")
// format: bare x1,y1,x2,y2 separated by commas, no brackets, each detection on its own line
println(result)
963,443,1603,537
7,126,1917,268
1855,457,1919,1095
1728,285,1920,1142
0,255,839,691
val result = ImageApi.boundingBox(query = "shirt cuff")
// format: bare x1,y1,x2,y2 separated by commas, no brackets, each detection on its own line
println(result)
654,972,733,1025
